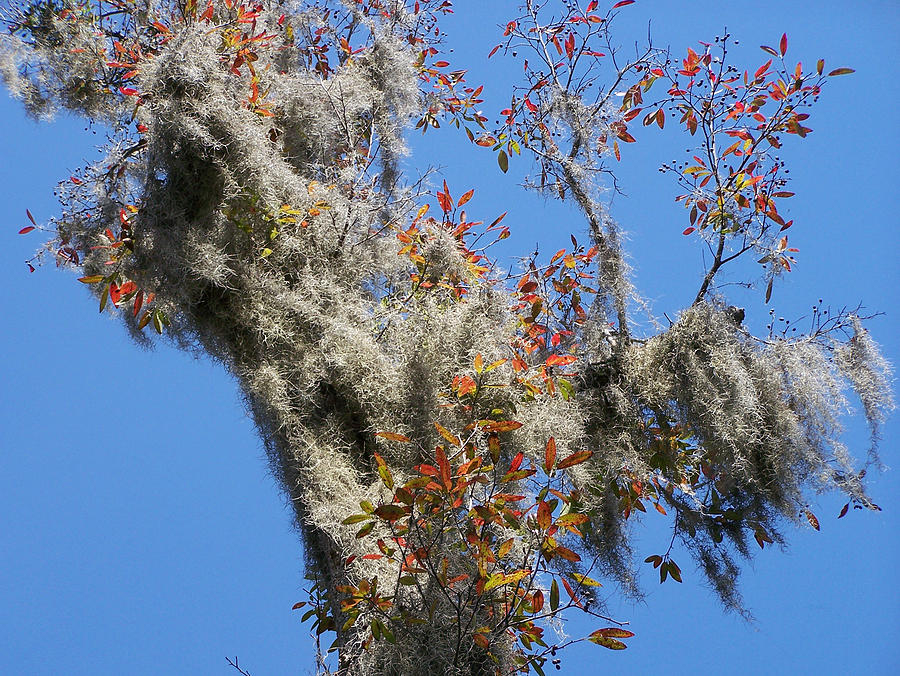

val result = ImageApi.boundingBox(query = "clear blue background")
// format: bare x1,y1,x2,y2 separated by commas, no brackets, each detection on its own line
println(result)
1,1,897,673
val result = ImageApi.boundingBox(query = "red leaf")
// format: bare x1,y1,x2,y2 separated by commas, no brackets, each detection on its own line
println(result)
437,186,452,213
537,500,552,530
827,67,855,77
779,33,788,57
682,227,695,236
18,226,35,235
561,576,582,603
26,209,36,225
612,0,635,7
545,354,577,366
556,450,593,470
436,446,452,489
539,438,555,476
838,503,849,519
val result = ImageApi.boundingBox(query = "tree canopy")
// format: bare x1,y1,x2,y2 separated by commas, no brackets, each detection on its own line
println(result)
2,1,894,674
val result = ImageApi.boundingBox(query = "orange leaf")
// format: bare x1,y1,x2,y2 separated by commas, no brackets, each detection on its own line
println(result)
556,513,588,527
546,354,577,366
537,500,552,530
457,188,474,207
481,420,523,433
556,450,593,470
376,431,411,443
544,437,557,473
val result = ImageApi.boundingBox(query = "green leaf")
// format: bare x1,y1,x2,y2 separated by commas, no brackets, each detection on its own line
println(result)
341,514,371,525
549,579,559,611
827,67,855,76
557,377,574,401
498,149,509,173
78,275,105,284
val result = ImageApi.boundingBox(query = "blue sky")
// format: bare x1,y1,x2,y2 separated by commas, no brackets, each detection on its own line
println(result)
1,1,897,674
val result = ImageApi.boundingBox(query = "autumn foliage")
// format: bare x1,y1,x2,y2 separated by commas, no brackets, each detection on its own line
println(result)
4,0,892,674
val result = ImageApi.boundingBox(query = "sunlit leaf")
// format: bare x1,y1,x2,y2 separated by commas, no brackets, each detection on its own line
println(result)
537,500,553,530
544,436,557,473
556,450,592,469
570,572,602,587
434,421,461,447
